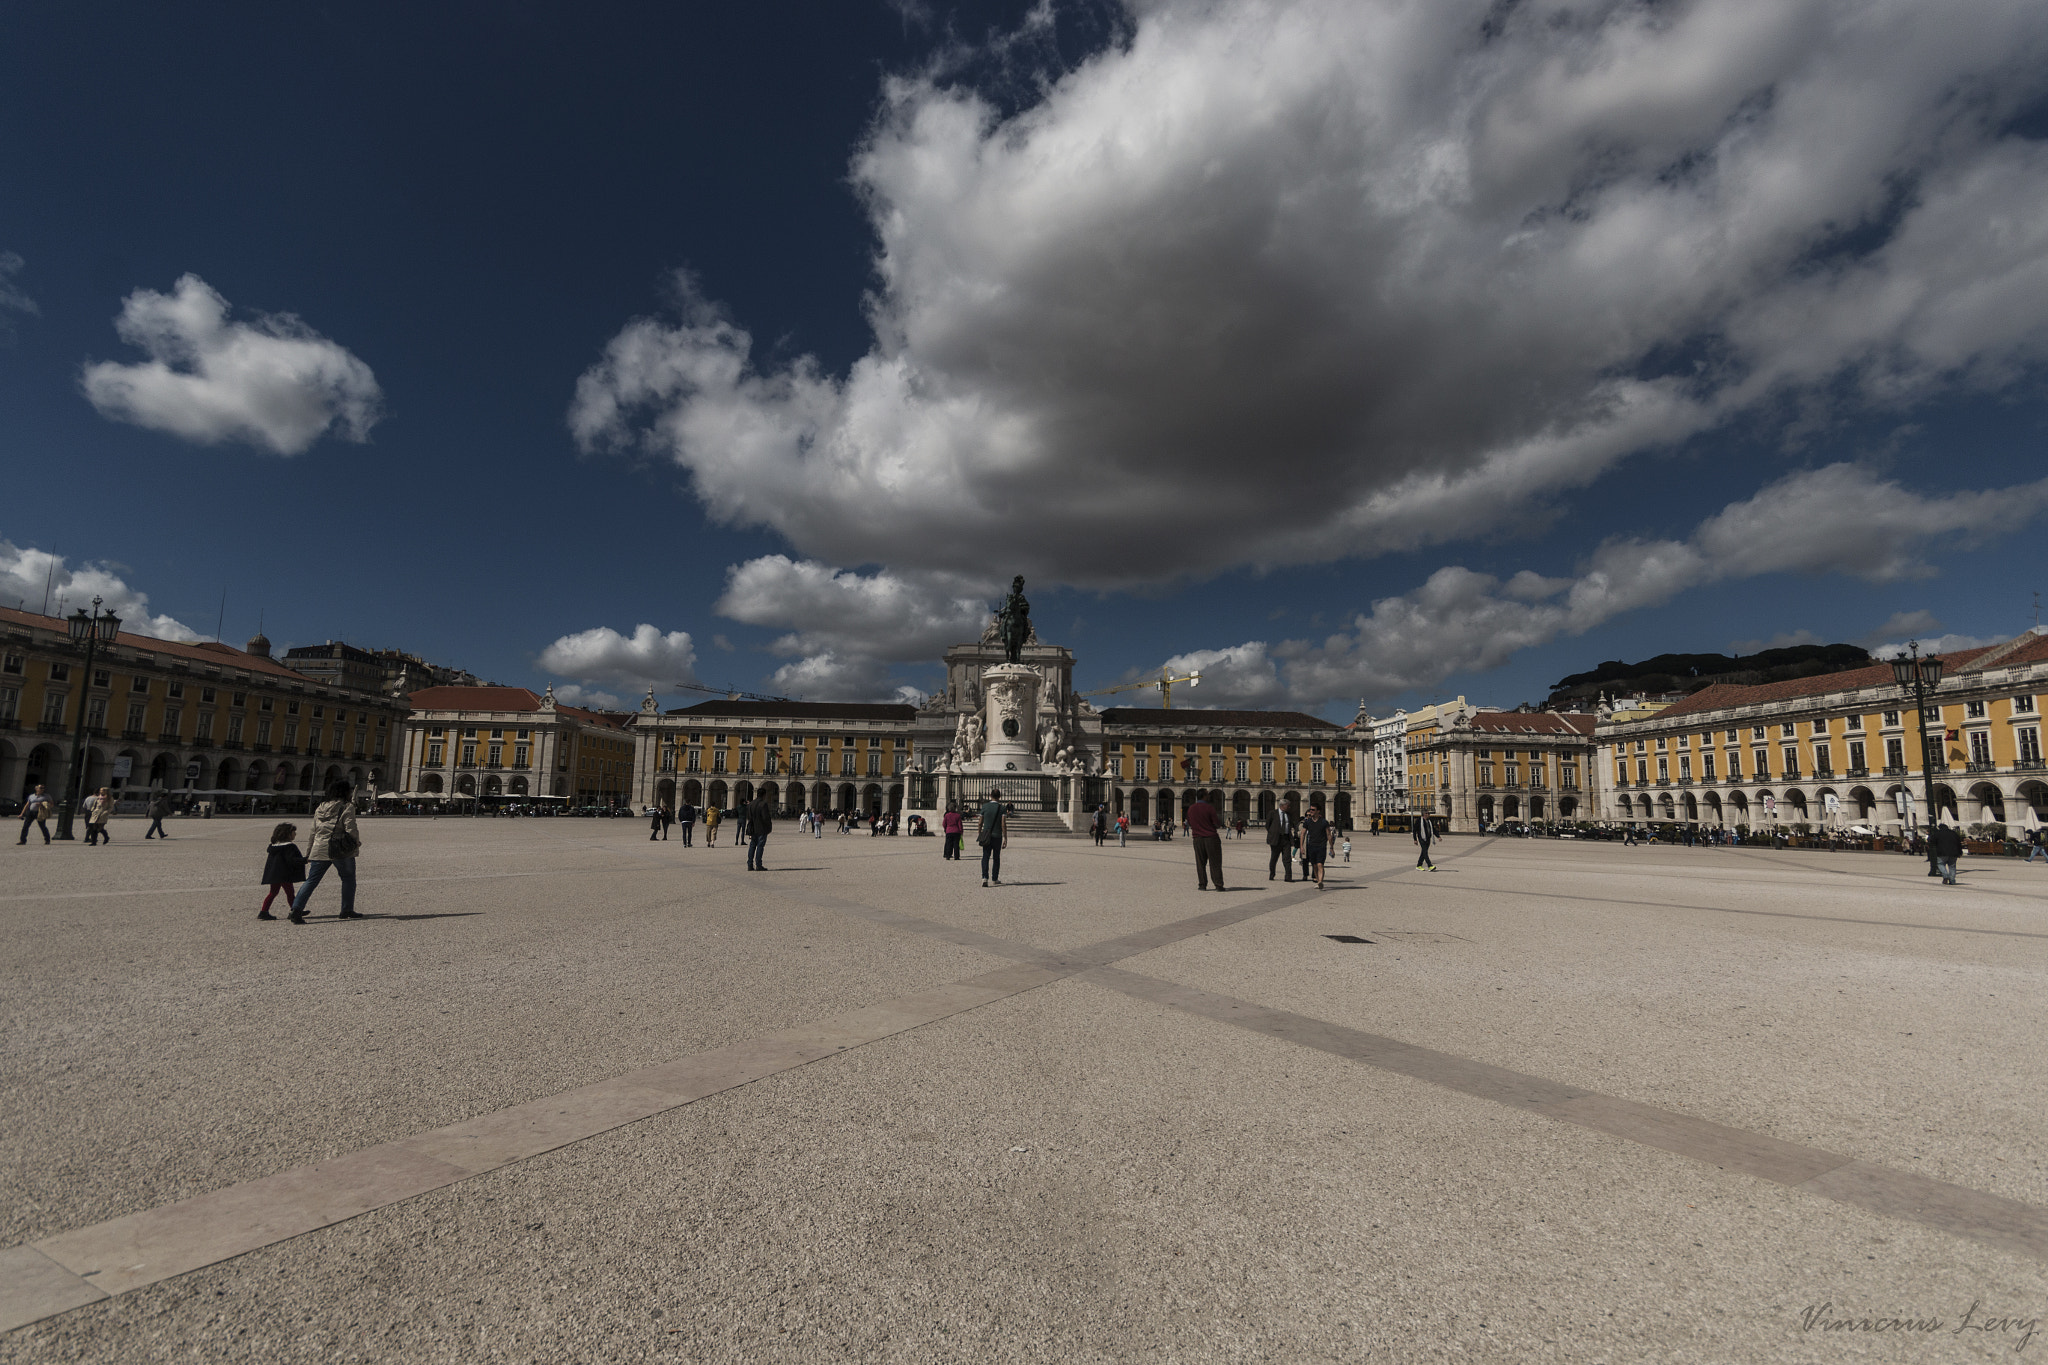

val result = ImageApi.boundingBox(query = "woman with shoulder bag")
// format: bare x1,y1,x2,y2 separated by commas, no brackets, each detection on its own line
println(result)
289,779,364,924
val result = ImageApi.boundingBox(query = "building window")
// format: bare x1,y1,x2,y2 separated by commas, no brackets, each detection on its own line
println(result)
1654,759,1666,783
427,742,444,767
1110,757,1124,778
1781,746,1799,778
49,663,70,682
738,749,753,773
126,702,146,733
488,745,503,767
1561,765,1577,790
1211,758,1224,781
0,653,20,675
1285,759,1299,783
1700,754,1713,781
490,727,503,738
1847,741,1864,771
686,749,702,773
1813,743,1830,774
1135,756,1148,780
712,750,728,773
1969,731,1991,765
2014,696,2038,714
841,752,855,776
866,751,881,776
1654,737,1666,750
227,715,243,743
1844,714,1862,730
461,743,477,766
1751,726,1765,740
1310,760,1324,783
1886,737,1905,769
1753,750,1768,779
893,752,906,774
1964,700,1986,720
92,669,111,688
1883,709,1900,727
1678,757,1691,781
41,691,66,725
86,696,107,730
0,686,19,722
1779,723,1795,738
2020,728,2042,765
1724,751,1739,779
196,711,214,740
1480,763,1495,786
1635,759,1647,783
462,726,476,737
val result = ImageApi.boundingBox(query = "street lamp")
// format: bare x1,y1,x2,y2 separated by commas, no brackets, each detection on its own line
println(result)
55,596,122,841
1889,642,1945,877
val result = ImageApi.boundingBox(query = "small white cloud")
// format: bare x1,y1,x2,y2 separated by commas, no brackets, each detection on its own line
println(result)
550,683,625,711
538,624,699,691
0,251,37,337
712,634,735,652
0,539,202,642
80,274,382,455
1861,610,1942,646
1868,633,2002,660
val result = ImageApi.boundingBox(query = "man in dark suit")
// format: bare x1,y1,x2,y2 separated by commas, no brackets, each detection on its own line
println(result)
1265,802,1293,882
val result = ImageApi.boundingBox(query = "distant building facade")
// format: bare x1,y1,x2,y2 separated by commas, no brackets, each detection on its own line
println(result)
1,607,404,804
1098,708,1358,828
284,639,480,698
1401,709,1599,833
400,685,636,804
1597,630,2048,832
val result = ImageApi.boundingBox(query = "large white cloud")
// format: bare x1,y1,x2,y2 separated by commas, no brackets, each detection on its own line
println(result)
574,0,2048,587
537,624,699,694
712,555,992,699
1176,464,2048,708
80,274,382,455
0,539,203,642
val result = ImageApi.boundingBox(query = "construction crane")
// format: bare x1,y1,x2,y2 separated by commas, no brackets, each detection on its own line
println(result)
672,680,801,705
1080,669,1202,709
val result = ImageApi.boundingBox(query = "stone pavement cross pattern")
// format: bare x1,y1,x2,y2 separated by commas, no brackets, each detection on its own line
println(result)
2,817,2045,1361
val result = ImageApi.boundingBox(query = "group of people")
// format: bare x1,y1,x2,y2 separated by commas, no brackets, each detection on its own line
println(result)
644,802,898,847
15,784,177,844
254,779,365,923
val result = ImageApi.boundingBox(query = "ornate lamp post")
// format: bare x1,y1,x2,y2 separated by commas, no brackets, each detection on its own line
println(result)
55,596,122,841
1889,642,1945,877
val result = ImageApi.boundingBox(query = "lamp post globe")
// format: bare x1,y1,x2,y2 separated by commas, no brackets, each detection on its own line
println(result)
55,596,123,841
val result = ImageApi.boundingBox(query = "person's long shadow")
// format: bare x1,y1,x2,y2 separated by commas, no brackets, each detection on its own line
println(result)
761,867,824,872
989,881,1066,887
301,912,487,923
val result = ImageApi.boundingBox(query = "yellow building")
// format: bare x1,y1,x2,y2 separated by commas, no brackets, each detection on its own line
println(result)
401,684,637,806
1597,630,2048,832
1399,708,1600,832
0,605,405,811
1098,707,1359,829
633,698,921,818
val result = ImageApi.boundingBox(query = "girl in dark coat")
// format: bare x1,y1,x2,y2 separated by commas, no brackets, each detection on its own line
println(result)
1299,804,1331,889
259,822,307,921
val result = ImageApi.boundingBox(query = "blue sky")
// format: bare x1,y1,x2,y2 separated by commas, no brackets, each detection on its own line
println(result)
5,0,2047,720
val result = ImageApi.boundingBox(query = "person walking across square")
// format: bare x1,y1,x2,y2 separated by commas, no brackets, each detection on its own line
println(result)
83,787,115,845
745,792,774,870
144,789,171,839
258,822,306,921
1300,800,1331,889
941,805,964,860
1930,821,1963,885
1414,814,1437,870
704,805,721,845
978,788,1007,887
17,784,52,844
1265,802,1294,881
289,780,364,923
1188,789,1225,891
678,800,696,846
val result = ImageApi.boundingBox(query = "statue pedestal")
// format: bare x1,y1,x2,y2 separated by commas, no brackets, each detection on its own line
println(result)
967,663,1041,774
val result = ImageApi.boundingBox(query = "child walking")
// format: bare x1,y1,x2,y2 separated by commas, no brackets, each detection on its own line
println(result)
259,822,307,921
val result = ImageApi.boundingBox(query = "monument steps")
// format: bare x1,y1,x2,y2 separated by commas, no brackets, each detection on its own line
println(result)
1006,810,1086,839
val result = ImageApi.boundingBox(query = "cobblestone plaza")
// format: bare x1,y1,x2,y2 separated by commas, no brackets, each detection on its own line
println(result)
3,817,2044,1361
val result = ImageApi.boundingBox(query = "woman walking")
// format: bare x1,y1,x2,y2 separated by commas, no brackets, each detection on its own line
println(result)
942,804,964,860
289,780,364,923
1299,801,1331,889
83,787,115,845
258,822,307,921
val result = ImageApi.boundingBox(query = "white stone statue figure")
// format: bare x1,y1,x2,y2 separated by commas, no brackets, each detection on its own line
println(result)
1040,721,1064,767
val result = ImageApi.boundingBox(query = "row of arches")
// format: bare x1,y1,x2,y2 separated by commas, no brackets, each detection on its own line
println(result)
1476,795,1580,824
4,739,371,800
651,778,902,816
1107,787,1353,827
1614,781,2048,827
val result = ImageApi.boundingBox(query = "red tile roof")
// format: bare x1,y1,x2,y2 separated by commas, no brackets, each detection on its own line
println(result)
406,684,631,725
0,604,351,689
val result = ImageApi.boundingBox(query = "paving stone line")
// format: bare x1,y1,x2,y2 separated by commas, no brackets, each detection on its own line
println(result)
0,877,1331,1334
1079,965,2048,1263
